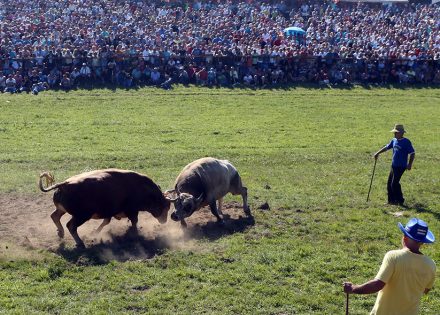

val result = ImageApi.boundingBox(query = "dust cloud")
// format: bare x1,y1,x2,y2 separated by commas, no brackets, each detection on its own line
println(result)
0,194,254,263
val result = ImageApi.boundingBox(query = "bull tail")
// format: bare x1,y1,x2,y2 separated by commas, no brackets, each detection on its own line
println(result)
39,172,65,192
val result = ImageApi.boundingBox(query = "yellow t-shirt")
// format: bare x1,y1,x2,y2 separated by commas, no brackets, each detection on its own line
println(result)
371,248,436,315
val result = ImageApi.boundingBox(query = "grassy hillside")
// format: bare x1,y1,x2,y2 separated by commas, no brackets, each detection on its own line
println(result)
0,86,439,314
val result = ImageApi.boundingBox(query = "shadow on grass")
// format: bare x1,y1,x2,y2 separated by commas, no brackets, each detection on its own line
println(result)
231,82,440,91
187,214,255,241
55,230,169,265
413,203,440,221
54,214,255,265
49,82,439,94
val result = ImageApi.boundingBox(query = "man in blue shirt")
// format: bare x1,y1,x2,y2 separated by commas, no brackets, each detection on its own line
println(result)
374,124,415,205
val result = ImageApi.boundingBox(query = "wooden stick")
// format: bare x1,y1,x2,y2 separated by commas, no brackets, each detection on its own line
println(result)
366,158,378,202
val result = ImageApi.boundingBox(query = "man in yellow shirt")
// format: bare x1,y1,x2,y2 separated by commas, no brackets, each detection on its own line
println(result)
343,218,436,315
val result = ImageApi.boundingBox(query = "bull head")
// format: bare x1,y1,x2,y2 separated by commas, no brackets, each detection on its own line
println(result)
168,191,204,221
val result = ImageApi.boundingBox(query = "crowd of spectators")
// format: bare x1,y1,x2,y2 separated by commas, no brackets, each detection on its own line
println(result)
0,0,439,92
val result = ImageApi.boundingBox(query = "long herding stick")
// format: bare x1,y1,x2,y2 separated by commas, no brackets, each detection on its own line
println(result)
366,158,378,202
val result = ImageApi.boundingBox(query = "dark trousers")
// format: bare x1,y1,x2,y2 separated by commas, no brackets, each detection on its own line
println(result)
387,167,406,204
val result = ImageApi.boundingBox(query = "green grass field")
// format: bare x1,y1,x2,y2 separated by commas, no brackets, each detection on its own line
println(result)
0,86,439,314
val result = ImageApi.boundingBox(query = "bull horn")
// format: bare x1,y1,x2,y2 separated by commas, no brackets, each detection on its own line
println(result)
195,193,204,206
164,189,178,202
165,196,178,203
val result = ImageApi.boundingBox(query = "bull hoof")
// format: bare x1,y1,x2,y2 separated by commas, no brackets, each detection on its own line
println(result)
216,219,225,226
76,242,86,249
244,207,251,216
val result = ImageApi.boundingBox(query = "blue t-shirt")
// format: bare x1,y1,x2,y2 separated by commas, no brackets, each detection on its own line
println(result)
386,137,415,168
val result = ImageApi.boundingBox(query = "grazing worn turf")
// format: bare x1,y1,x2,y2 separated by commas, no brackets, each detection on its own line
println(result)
0,86,439,314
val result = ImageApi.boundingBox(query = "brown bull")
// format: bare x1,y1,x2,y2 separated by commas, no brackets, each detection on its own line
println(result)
165,157,251,227
39,169,170,248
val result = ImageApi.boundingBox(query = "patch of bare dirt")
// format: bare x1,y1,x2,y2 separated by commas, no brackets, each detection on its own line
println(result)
0,194,254,263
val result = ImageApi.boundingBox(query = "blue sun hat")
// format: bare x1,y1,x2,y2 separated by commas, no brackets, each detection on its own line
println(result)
398,218,435,244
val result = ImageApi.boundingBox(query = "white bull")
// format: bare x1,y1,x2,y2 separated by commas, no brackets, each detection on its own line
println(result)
165,157,251,227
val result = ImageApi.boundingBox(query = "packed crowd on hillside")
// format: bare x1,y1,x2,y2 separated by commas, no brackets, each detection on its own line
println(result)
0,0,439,92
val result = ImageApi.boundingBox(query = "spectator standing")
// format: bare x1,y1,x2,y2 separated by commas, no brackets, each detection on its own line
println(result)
131,66,143,85
229,66,239,85
70,68,81,86
4,74,17,93
20,76,31,93
151,67,161,84
196,67,208,85
14,73,23,91
47,72,59,89
0,72,6,92
374,124,415,205
207,67,217,86
29,70,40,87
79,63,92,86
178,67,189,84
0,0,438,88
60,73,72,91
344,217,435,315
